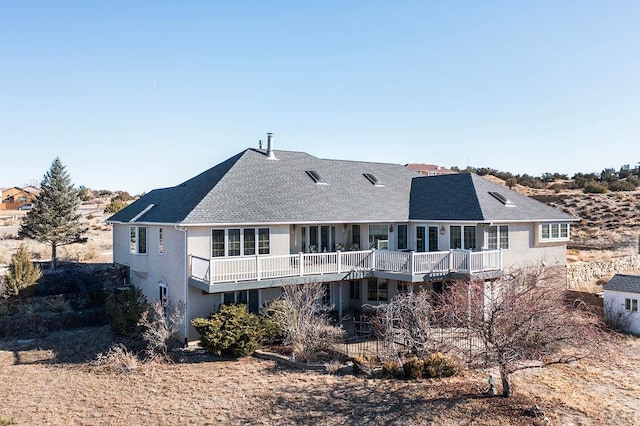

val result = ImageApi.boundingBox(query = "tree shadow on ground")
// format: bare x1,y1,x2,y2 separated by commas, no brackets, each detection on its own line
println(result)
239,363,550,425
0,325,115,365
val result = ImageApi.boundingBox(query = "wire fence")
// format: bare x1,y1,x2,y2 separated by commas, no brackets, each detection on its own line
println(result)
334,318,486,366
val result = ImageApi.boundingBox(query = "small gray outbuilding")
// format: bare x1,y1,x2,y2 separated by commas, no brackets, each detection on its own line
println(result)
603,274,640,335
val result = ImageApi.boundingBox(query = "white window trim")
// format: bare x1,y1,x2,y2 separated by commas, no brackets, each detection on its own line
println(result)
539,223,570,242
211,227,271,258
487,224,509,250
130,226,148,255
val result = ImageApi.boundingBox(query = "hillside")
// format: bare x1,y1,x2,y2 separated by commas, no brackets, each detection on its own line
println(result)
482,175,640,256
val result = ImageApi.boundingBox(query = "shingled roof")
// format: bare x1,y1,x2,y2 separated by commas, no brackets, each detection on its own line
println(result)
409,173,577,222
108,148,419,225
108,148,577,225
604,274,640,294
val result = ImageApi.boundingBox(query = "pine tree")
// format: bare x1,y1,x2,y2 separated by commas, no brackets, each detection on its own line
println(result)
4,245,42,300
19,158,87,269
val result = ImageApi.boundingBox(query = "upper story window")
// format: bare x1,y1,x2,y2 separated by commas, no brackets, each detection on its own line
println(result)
211,228,271,257
369,224,389,250
130,226,147,254
539,223,569,242
450,225,476,250
397,225,408,250
158,227,164,255
487,225,509,250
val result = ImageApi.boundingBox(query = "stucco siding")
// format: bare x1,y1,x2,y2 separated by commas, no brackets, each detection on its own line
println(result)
502,223,567,271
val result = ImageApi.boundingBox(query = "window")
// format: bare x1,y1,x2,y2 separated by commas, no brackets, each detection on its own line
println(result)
539,223,570,242
397,282,412,294
352,225,361,250
488,191,515,207
306,170,327,185
211,228,270,257
625,298,638,312
487,225,509,250
130,226,147,254
158,283,168,309
397,225,407,250
228,229,241,256
349,280,361,300
369,224,389,250
416,226,426,252
363,173,384,187
244,229,256,255
428,226,439,252
301,226,306,252
158,227,164,255
258,228,270,254
450,225,476,250
211,229,225,257
367,279,388,302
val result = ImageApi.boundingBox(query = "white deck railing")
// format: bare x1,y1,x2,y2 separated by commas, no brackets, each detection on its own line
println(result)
190,249,502,285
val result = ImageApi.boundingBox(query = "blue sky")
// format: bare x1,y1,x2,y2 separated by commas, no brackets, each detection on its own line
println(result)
1,1,639,194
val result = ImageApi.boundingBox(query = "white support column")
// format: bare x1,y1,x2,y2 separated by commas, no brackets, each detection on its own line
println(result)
337,250,342,272
299,252,304,276
338,282,343,323
256,255,261,281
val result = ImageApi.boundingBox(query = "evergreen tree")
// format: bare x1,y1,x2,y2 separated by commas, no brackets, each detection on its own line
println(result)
19,158,87,269
3,245,42,300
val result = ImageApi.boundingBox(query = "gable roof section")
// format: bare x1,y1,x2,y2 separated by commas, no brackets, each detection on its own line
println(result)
604,274,640,294
409,173,577,222
107,151,244,223
109,149,420,225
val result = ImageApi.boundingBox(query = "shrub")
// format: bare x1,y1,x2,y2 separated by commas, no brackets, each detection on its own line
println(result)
583,181,608,194
138,300,186,360
382,360,402,378
91,344,139,374
352,355,376,376
192,304,269,358
264,283,346,363
608,180,637,192
104,198,127,214
422,352,459,378
0,416,17,426
106,286,150,337
49,298,72,314
402,357,424,379
3,245,42,300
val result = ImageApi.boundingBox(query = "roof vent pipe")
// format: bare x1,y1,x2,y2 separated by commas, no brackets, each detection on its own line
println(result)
266,132,276,159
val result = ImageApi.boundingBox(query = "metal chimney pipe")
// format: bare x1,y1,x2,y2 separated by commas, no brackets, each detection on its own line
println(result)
266,132,276,159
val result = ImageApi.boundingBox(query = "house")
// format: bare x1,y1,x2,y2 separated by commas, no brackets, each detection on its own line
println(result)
107,134,577,340
0,186,39,210
603,274,640,335
405,163,457,176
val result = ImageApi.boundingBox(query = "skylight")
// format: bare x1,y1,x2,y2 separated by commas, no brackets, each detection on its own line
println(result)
363,173,384,187
489,191,515,207
306,170,328,185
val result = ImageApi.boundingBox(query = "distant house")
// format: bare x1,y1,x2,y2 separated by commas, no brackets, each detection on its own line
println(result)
604,274,640,335
0,186,39,210
107,135,577,341
405,163,457,176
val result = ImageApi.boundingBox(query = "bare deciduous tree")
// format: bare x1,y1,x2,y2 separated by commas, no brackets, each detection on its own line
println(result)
368,289,434,362
432,266,601,397
265,283,345,363
138,300,186,360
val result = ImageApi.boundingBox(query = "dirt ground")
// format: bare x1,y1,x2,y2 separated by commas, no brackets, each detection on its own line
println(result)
0,326,639,425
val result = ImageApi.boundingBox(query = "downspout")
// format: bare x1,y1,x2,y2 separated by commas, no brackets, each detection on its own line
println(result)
175,225,189,346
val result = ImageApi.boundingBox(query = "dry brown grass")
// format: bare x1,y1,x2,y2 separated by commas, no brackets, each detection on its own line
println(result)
0,326,639,425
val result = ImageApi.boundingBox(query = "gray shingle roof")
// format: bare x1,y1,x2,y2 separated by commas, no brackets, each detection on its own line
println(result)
108,149,419,224
107,148,577,225
604,274,640,294
409,173,577,222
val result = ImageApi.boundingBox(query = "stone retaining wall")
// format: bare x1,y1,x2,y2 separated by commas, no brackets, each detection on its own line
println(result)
567,255,640,289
